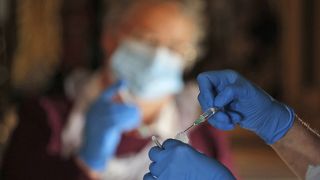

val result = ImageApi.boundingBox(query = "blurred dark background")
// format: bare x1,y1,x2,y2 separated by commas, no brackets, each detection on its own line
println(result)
0,0,319,179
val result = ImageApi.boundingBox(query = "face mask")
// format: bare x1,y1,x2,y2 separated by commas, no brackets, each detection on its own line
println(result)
111,39,184,100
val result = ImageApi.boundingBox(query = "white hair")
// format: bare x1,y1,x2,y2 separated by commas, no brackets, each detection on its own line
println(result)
103,0,207,67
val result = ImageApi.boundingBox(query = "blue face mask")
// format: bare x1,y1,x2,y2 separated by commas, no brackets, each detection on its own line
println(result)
111,39,184,100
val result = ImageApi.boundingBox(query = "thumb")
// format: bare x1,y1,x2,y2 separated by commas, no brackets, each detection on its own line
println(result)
100,80,126,100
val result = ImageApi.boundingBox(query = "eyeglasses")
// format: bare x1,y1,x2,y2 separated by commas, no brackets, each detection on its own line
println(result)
129,31,198,66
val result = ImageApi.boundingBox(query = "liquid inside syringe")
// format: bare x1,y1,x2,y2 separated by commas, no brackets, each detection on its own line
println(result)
180,107,218,134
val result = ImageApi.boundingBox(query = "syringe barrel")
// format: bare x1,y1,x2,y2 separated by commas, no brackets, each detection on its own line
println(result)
201,108,218,119
194,107,218,125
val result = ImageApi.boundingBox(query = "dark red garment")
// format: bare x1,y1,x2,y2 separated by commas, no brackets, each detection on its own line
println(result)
2,96,90,180
2,96,234,180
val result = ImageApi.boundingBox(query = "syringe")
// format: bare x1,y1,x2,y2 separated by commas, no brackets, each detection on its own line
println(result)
152,108,219,148
180,107,219,134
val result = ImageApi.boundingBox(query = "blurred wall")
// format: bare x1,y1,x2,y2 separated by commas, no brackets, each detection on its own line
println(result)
11,0,62,93
278,0,320,128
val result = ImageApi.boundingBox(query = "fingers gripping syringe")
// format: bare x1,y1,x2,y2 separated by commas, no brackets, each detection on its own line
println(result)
181,107,219,134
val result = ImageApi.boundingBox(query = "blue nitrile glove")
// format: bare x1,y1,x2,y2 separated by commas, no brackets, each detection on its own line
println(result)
143,139,235,180
197,70,295,144
78,81,141,171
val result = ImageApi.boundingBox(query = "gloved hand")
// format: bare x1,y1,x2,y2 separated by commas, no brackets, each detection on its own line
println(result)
144,139,235,180
197,70,295,144
78,81,141,171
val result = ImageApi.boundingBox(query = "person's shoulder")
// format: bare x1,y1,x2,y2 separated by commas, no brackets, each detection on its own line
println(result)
176,81,199,107
179,81,198,96
174,81,201,127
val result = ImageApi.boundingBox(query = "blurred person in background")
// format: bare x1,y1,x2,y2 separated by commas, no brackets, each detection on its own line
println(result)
2,0,235,179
